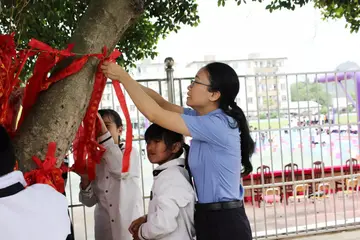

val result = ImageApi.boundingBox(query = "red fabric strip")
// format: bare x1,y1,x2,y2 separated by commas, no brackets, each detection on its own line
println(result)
112,81,132,173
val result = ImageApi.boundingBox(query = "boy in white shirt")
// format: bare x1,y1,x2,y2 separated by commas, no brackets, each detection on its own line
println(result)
129,123,196,240
0,125,70,240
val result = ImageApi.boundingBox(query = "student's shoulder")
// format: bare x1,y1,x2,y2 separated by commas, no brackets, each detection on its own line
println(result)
26,184,68,206
159,167,193,191
156,168,195,207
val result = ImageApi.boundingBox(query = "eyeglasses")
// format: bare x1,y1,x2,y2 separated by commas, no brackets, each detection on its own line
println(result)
190,80,211,88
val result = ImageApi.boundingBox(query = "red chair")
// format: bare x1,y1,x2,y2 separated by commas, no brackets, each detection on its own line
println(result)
253,165,271,208
336,158,359,192
282,163,298,204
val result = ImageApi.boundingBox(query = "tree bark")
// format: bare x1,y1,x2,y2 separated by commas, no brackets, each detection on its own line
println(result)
13,0,144,172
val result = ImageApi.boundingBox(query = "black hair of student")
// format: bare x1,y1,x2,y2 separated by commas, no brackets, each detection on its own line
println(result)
204,62,255,176
145,124,191,176
98,109,123,128
0,125,16,176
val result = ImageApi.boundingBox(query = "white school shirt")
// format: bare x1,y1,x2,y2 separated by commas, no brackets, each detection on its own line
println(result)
0,171,70,240
79,132,143,240
139,158,196,240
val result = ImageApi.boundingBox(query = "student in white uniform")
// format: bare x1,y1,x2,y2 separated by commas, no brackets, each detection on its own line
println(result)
0,125,70,240
129,123,196,240
79,110,142,240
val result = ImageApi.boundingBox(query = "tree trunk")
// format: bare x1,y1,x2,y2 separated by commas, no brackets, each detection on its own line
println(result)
13,0,144,172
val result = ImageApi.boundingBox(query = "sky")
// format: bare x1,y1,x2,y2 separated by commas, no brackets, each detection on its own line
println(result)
150,0,360,73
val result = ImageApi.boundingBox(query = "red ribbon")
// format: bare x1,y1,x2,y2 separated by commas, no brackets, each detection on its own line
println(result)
113,81,132,173
24,142,65,193
0,33,33,133
1,33,134,189
71,47,122,180
18,40,82,127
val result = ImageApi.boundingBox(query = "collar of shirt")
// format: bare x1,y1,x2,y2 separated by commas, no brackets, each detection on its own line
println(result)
153,158,185,177
119,143,124,151
0,171,27,189
194,108,222,116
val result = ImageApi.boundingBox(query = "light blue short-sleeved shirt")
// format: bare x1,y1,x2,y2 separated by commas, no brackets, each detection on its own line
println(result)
181,108,244,203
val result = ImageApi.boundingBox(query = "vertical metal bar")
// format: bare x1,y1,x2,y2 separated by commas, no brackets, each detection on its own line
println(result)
111,82,116,111
82,205,88,240
282,74,290,235
296,73,308,232
276,75,286,238
68,171,75,229
243,76,258,240
262,73,271,237
316,74,328,230
334,73,347,226
271,74,279,237
178,79,183,107
322,73,338,228
137,83,146,214
291,74,299,233
305,73,318,230
254,75,264,237
164,57,175,103
344,72,356,222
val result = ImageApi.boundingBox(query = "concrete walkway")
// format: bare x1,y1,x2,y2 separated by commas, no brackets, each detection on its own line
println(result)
294,229,359,240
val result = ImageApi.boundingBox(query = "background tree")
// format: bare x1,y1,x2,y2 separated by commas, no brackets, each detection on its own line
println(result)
0,0,199,171
290,79,332,114
263,97,275,109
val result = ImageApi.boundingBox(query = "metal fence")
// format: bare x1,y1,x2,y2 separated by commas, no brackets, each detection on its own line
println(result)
66,66,360,240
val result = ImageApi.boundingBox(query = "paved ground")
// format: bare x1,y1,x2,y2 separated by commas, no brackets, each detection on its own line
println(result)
294,229,359,240
66,175,360,240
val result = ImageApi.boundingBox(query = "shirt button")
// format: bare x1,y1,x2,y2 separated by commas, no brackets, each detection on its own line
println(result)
105,190,108,193
109,204,112,207
111,219,114,222
106,176,109,179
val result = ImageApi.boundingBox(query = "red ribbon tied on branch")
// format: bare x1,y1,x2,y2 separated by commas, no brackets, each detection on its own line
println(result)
0,33,134,189
24,142,65,193
71,47,123,180
0,33,33,134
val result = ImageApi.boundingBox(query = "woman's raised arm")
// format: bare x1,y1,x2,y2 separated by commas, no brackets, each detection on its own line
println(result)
101,62,190,137
140,85,184,114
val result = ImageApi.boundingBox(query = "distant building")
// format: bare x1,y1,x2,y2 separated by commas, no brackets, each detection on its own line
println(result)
186,53,288,116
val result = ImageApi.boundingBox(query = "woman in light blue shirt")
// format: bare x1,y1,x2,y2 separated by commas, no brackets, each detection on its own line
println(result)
101,61,254,240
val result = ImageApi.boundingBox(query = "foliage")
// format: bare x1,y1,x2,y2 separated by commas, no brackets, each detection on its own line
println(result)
269,111,278,119
290,79,332,107
0,0,200,78
320,105,328,114
346,104,354,112
259,113,267,119
263,97,275,108
219,0,360,33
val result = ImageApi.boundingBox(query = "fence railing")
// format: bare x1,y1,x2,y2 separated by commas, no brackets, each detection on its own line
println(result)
67,68,360,240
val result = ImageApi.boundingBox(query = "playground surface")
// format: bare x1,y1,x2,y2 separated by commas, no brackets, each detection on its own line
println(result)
294,229,359,240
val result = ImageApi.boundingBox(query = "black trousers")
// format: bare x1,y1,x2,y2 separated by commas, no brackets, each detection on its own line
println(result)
195,203,252,240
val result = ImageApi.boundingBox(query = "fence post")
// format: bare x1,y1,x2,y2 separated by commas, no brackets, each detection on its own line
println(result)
164,57,175,103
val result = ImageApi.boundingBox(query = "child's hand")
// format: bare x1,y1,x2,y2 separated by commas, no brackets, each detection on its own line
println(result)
96,113,108,137
129,215,147,236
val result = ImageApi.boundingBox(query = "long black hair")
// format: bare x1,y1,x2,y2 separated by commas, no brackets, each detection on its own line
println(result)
0,125,16,176
145,124,191,177
204,62,255,176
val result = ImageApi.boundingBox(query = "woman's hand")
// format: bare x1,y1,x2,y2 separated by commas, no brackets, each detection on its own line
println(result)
101,61,128,82
129,215,147,236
